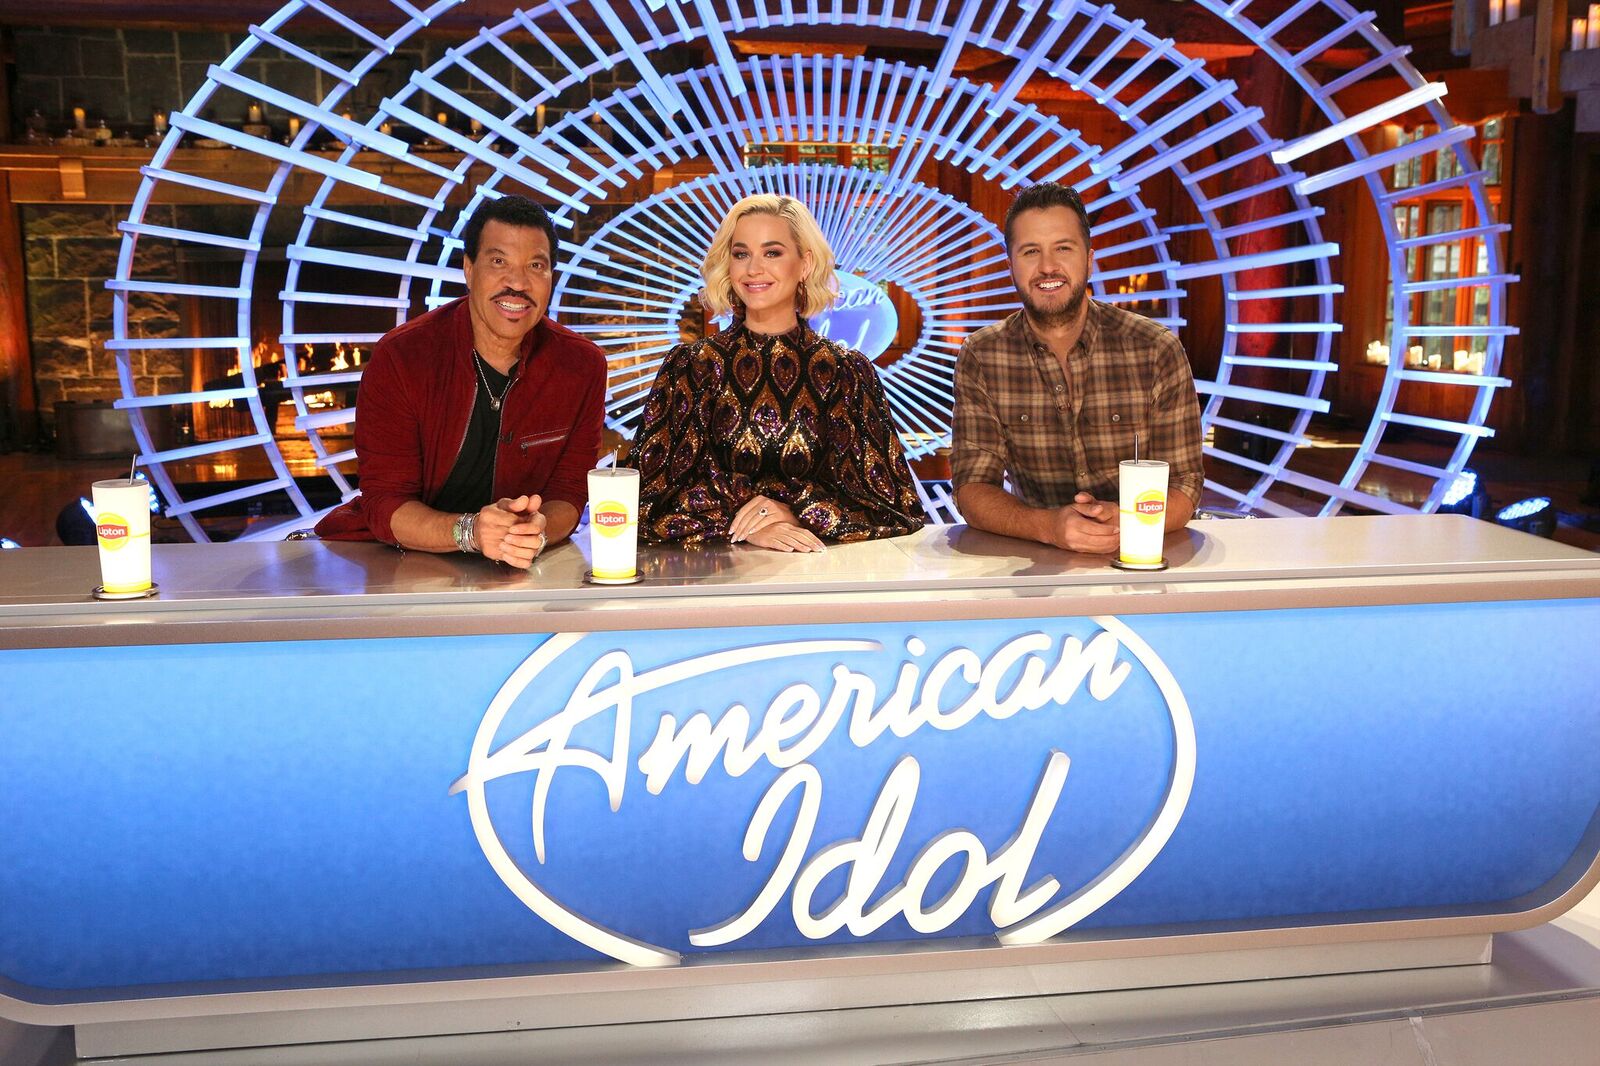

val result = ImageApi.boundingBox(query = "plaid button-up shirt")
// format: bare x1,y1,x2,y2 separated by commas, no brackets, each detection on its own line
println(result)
951,301,1204,507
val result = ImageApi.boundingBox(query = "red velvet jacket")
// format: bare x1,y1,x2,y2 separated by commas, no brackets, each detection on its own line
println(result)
315,298,606,544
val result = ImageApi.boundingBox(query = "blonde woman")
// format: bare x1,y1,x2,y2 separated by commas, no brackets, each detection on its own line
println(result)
633,194,923,551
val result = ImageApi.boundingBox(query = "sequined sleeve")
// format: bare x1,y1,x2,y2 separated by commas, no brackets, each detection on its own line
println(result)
781,347,925,543
634,342,743,543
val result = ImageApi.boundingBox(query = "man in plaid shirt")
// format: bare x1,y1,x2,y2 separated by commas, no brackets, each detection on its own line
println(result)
951,183,1204,554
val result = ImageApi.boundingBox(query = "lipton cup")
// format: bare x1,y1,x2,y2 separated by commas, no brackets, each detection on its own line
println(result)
1117,460,1169,569
92,478,153,594
587,468,640,581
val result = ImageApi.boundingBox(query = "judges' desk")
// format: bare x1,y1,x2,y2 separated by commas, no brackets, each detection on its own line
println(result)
3,515,1599,1055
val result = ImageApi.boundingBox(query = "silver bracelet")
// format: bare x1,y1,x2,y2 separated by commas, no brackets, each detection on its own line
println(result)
453,512,479,554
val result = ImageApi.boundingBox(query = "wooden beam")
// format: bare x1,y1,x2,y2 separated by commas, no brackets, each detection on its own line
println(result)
0,171,39,449
1530,0,1559,113
1451,0,1480,55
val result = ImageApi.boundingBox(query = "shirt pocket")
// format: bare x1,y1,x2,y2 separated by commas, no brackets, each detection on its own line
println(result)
517,429,568,453
1080,399,1148,472
1000,403,1062,482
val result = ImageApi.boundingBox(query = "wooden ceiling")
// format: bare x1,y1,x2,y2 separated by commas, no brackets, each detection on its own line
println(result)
0,0,1416,60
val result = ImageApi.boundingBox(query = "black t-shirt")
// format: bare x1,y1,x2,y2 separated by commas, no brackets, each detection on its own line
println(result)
433,359,510,516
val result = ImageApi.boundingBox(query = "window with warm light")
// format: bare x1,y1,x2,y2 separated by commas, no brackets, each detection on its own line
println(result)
1381,117,1505,375
742,141,895,171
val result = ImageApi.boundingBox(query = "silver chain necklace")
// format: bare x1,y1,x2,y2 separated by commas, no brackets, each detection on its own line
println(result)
471,349,513,412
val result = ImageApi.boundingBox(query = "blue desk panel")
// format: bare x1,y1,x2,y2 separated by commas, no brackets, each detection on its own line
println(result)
3,598,1598,1000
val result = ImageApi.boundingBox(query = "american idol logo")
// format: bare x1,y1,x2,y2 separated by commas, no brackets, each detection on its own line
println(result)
451,619,1194,968
808,272,899,359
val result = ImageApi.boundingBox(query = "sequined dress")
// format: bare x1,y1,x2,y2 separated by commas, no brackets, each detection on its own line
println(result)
634,321,925,544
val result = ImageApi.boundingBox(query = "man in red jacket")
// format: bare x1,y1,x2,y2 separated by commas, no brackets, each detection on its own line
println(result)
315,195,605,568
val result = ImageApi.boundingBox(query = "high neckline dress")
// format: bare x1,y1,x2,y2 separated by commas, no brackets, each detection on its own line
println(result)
633,320,925,544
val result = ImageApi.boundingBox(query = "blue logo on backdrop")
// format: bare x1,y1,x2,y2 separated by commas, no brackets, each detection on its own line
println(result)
450,618,1195,967
809,272,899,359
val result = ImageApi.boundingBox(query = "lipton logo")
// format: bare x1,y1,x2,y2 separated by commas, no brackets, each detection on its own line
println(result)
452,619,1195,968
593,502,629,536
96,514,130,549
1135,491,1166,522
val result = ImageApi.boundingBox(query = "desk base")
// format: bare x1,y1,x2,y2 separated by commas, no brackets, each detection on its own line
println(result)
73,934,1492,1058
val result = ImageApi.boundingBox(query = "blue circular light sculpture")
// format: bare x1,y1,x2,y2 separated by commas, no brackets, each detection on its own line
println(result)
109,0,1515,539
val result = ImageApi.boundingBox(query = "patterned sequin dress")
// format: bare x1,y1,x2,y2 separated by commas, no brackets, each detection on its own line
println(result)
634,320,925,544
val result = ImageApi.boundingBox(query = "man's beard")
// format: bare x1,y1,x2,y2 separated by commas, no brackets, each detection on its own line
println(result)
1020,276,1089,329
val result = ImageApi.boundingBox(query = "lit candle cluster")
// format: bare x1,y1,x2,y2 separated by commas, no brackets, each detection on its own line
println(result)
1373,342,1487,373
1487,0,1522,24
1571,4,1600,48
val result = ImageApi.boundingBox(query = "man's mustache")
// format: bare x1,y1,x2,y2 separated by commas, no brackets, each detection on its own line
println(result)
492,288,534,302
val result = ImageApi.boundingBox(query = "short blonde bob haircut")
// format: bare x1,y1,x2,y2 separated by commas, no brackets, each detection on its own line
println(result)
699,194,838,320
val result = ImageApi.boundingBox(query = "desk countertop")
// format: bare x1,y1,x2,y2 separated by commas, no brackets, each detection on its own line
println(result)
2,515,1596,647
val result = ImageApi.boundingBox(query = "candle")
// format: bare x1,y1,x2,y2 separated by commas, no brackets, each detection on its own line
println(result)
1505,0,1520,19
470,117,483,136
1452,349,1470,372
288,116,301,137
1469,351,1487,375
1407,345,1425,367
436,110,448,126
1427,353,1443,370
1576,17,1589,48
379,120,393,136
72,106,86,129
1589,4,1600,48
534,104,545,132
247,102,263,124
153,110,168,133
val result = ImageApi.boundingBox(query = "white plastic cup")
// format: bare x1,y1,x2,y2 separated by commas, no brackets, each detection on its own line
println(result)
1117,460,1169,569
587,468,640,581
92,478,152,594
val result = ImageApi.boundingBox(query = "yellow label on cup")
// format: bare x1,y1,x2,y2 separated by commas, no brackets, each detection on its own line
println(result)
591,500,632,538
96,512,134,551
1131,489,1166,526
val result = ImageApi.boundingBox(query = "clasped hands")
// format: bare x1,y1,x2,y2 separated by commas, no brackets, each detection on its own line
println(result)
477,494,549,569
1048,491,1120,555
728,494,826,553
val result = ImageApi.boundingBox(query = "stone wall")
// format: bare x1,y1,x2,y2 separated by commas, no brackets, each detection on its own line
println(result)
9,25,688,140
23,205,182,425
7,23,699,435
